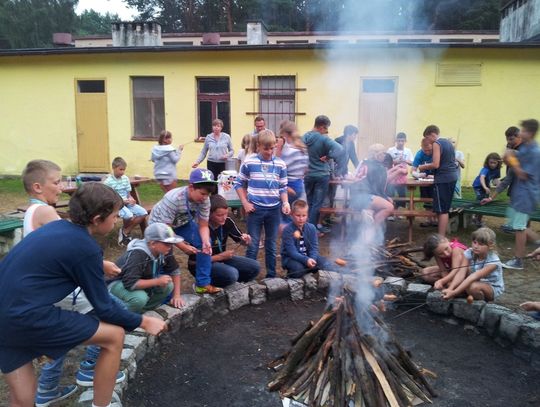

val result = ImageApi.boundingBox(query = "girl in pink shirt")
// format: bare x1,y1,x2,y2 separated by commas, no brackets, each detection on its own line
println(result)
422,234,468,289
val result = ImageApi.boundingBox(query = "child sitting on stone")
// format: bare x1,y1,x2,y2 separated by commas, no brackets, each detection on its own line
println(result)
109,223,185,312
281,199,335,278
441,227,504,302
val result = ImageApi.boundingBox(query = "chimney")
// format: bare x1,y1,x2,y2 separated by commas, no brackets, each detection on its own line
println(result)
246,20,267,45
500,0,540,42
52,33,73,47
112,22,162,47
202,33,221,45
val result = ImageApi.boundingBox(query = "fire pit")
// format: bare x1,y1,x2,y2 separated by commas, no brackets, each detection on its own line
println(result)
124,296,538,407
268,289,435,406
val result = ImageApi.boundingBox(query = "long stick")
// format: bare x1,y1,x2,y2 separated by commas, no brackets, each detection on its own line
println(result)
361,343,400,407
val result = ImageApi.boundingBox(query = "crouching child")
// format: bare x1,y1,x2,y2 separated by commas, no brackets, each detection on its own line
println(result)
281,199,335,278
109,223,185,313
189,194,260,286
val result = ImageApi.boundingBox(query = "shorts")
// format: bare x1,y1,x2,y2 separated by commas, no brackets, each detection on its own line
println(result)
432,182,456,214
119,203,148,220
474,187,489,201
350,193,374,211
0,309,99,373
505,207,529,231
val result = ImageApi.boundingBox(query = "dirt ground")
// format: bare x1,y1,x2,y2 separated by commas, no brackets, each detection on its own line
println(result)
125,296,538,407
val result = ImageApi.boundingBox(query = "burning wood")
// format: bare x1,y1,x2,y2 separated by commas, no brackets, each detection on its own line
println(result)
268,289,436,406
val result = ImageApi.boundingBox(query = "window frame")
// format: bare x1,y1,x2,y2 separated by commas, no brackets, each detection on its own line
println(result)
196,77,231,141
131,76,165,141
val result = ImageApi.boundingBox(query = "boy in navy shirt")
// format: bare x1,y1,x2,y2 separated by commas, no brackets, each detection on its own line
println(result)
0,183,166,407
281,200,334,278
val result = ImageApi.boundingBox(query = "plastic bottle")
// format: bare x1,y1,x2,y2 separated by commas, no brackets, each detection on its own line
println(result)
76,176,82,187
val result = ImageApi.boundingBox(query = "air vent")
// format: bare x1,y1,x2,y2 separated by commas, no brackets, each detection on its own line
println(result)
436,64,482,86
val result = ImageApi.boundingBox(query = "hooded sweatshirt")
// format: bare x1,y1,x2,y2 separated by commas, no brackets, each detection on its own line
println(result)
151,145,181,182
113,239,180,290
302,131,344,178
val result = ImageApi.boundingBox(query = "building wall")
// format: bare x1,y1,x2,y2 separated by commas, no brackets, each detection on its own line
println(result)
501,0,540,42
1,46,540,183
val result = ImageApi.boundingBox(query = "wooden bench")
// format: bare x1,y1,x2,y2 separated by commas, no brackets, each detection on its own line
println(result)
451,198,540,228
319,207,434,242
0,218,24,255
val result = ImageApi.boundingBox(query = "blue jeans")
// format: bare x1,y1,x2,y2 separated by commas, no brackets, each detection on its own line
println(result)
282,178,305,223
174,220,212,287
387,184,406,208
208,255,260,287
304,175,330,225
282,255,334,278
246,205,281,277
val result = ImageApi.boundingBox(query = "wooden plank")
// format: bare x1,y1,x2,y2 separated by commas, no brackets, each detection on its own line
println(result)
360,343,400,407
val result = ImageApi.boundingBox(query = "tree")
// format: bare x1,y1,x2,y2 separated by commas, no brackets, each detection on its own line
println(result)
0,0,79,48
76,9,120,36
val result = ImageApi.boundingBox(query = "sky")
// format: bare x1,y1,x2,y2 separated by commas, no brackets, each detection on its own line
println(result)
76,0,138,20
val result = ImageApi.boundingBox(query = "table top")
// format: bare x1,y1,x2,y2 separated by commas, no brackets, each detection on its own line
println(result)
329,178,434,187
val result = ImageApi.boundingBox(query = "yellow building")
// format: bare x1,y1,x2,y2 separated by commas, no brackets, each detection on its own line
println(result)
1,41,539,183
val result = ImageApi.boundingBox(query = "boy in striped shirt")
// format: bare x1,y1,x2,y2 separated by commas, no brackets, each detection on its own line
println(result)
235,130,290,277
104,157,148,245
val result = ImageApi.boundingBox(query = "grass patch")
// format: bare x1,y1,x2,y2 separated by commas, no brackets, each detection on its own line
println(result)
0,177,25,198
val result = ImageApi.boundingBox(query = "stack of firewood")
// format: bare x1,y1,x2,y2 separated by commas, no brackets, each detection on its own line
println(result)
268,289,436,406
338,238,424,279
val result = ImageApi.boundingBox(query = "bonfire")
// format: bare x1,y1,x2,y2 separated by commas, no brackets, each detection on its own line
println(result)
268,287,437,407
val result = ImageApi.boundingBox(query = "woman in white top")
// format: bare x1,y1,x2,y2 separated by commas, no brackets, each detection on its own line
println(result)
193,118,234,180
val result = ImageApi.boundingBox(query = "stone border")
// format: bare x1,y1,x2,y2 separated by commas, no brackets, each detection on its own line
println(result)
384,277,540,370
76,271,540,405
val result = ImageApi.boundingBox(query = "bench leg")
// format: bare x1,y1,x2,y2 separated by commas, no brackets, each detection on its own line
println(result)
408,217,413,243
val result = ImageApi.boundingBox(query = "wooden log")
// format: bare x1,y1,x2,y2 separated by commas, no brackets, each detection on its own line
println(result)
268,311,335,391
360,343,400,407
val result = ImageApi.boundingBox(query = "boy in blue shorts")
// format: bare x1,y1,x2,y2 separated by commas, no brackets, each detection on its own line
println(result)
21,160,126,406
0,182,166,407
502,119,540,270
104,156,148,246
235,129,290,278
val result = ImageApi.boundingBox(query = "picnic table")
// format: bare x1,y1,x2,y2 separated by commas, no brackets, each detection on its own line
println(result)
321,178,435,242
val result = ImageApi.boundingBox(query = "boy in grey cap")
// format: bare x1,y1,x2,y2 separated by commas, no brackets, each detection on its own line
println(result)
109,223,185,313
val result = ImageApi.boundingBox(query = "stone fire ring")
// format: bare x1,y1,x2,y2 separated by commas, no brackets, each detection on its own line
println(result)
77,271,540,406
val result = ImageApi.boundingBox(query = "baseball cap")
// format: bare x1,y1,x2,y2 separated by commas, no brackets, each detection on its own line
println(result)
144,223,184,244
189,168,218,184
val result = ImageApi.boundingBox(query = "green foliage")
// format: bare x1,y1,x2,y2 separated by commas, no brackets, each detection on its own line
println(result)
0,0,502,48
0,0,78,48
76,9,120,36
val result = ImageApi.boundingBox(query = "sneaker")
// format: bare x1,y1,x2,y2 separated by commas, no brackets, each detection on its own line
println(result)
35,385,78,407
316,224,331,234
120,235,132,246
79,359,96,371
502,257,524,270
500,224,515,234
195,284,223,295
387,216,396,222
76,369,126,387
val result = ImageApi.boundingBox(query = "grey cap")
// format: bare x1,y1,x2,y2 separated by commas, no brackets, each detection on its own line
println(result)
144,223,184,244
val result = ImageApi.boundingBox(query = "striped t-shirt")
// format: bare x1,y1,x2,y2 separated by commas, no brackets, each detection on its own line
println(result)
280,142,308,180
148,186,210,228
235,154,287,208
104,174,131,200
